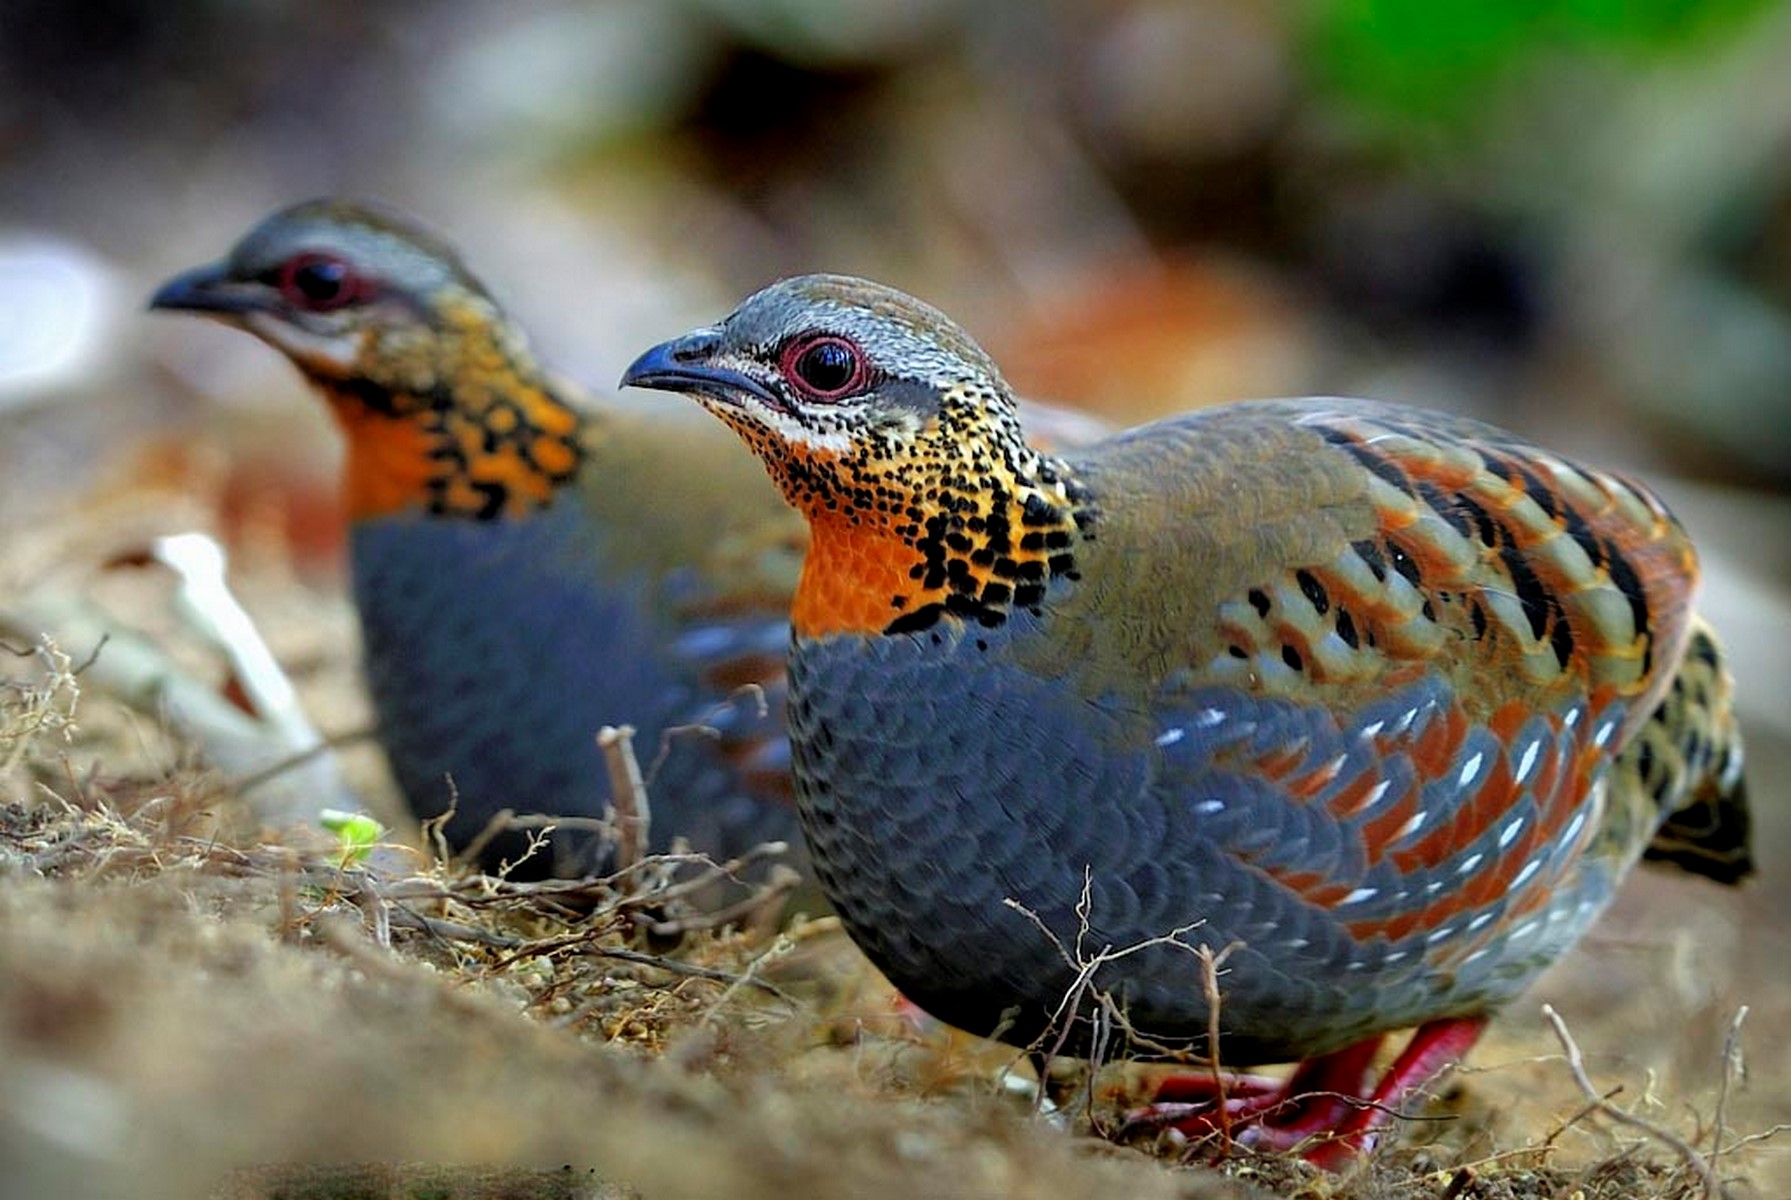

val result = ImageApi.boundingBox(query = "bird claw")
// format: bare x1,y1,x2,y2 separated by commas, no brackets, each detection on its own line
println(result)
1119,1016,1487,1169
1118,1094,1274,1139
1121,1088,1351,1156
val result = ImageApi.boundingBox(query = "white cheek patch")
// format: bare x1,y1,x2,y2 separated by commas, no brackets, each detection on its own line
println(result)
754,404,857,455
245,311,359,371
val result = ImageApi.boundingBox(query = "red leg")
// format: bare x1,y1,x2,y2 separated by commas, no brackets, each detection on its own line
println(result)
1234,1035,1384,1149
1146,1033,1384,1108
1303,1015,1487,1169
1124,1035,1383,1144
1124,1016,1487,1170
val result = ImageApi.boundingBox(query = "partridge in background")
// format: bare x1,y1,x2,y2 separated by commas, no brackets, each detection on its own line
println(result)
148,203,1110,881
151,201,806,878
622,275,1752,1160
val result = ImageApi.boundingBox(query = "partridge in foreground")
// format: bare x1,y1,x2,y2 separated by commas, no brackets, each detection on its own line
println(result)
622,275,1753,1160
151,201,806,878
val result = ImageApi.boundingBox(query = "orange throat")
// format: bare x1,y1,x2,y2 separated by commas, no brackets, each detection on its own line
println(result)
793,512,931,639
780,444,1089,641
320,381,584,522
329,394,438,520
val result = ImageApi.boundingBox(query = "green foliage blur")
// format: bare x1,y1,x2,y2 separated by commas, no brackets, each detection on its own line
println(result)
1308,0,1776,122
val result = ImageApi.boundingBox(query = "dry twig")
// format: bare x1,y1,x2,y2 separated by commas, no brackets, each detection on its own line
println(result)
1710,1005,1747,1179
598,724,649,873
634,863,801,938
1195,940,1240,1147
1541,1004,1725,1200
643,682,768,788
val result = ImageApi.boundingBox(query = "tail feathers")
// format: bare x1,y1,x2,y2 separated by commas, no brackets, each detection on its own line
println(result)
1644,745,1751,883
1629,616,1753,884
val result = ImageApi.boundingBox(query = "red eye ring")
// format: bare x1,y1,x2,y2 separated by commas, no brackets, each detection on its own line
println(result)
779,334,869,401
277,252,366,312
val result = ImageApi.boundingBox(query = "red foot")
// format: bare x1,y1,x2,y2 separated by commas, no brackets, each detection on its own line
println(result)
1124,1016,1487,1168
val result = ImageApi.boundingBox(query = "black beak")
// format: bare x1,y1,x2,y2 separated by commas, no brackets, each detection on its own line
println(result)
148,261,261,316
619,328,780,408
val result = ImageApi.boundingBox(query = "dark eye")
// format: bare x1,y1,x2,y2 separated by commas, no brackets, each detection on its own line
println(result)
277,252,364,311
780,335,868,400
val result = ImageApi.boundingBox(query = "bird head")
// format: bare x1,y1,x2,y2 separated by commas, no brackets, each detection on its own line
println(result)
151,201,582,520
149,199,505,397
620,274,1019,464
623,276,1091,638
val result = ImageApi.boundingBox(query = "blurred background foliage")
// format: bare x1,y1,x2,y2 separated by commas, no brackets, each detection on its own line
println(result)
1308,0,1776,122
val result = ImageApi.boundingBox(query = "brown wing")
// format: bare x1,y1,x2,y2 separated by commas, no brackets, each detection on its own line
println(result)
1057,399,1708,970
